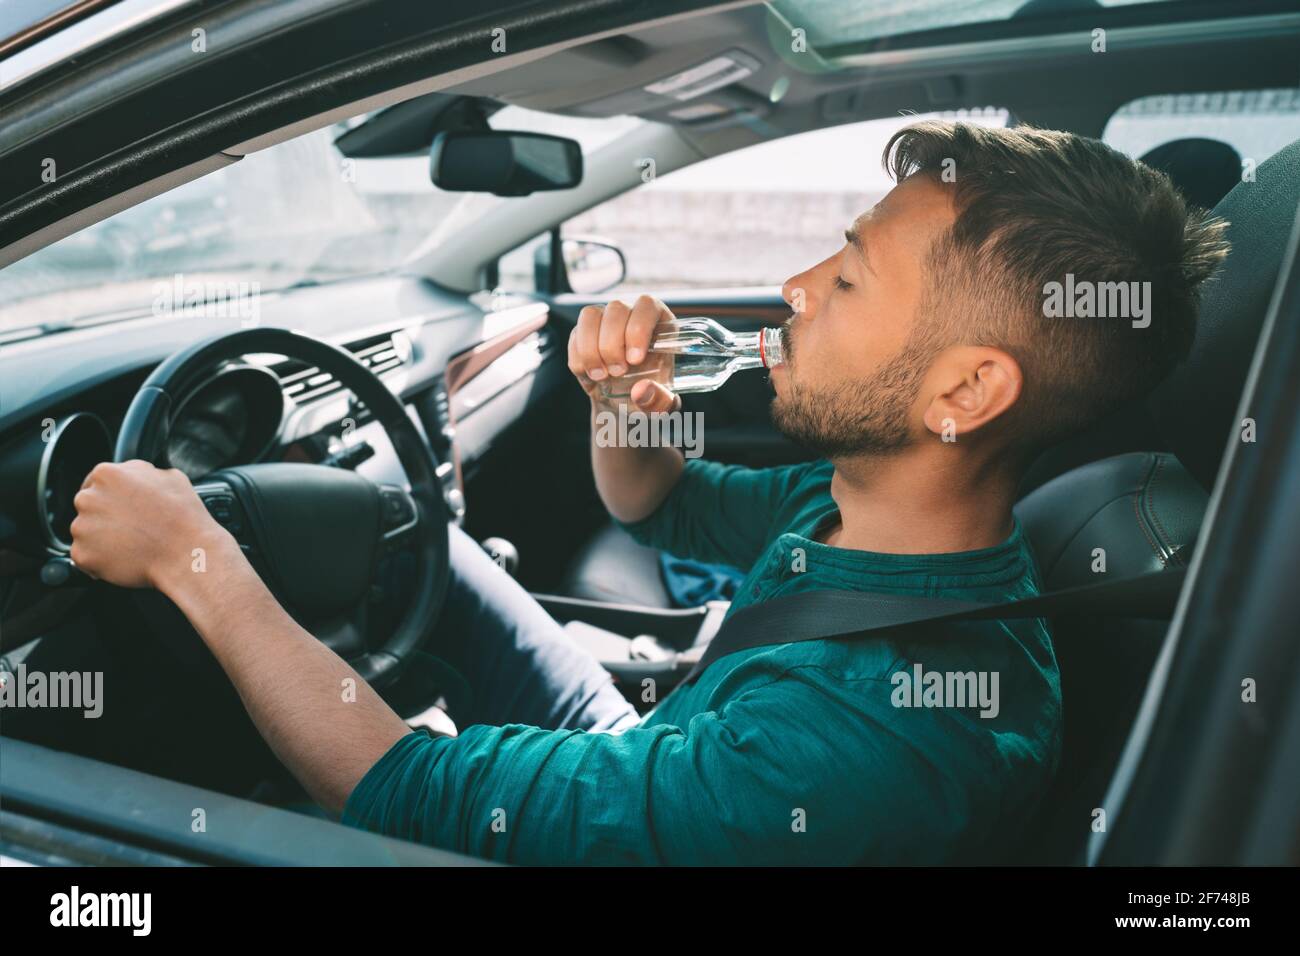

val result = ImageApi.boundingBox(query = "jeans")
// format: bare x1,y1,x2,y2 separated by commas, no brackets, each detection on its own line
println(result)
430,523,640,734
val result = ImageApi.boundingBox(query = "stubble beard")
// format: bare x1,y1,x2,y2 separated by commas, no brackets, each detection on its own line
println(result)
769,334,936,459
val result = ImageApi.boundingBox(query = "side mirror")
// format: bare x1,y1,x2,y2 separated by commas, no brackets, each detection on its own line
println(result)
430,130,582,196
534,236,627,295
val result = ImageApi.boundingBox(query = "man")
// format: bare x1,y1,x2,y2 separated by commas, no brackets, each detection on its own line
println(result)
70,122,1229,864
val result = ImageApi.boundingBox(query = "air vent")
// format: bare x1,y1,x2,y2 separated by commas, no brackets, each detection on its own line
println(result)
272,330,410,405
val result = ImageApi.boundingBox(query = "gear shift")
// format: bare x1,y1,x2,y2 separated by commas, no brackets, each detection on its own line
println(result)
480,537,519,577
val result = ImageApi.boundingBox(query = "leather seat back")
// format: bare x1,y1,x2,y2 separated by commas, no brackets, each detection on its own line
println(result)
1018,452,1207,585
1009,452,1206,863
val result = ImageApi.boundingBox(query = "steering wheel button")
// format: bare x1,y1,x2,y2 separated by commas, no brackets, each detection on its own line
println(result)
378,488,417,535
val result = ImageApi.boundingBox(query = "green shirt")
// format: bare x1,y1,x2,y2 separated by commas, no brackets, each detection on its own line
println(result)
343,458,1061,864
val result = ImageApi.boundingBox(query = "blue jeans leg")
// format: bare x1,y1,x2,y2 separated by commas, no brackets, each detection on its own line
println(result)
425,523,640,734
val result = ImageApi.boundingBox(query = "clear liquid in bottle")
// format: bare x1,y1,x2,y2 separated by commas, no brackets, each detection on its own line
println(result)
597,317,786,400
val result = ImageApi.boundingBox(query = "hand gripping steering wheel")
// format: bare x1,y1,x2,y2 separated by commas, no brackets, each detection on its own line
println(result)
114,328,451,689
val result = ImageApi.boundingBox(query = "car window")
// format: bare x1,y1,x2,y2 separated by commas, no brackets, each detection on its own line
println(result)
536,107,1007,295
0,105,643,335
496,233,550,294
1103,88,1300,172
769,0,1190,51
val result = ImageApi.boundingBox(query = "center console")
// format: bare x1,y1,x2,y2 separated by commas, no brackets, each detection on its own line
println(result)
530,591,731,701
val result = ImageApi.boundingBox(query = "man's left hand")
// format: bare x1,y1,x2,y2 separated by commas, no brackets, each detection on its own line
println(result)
71,460,233,591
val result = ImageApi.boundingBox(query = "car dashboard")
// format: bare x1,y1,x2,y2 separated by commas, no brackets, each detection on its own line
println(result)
0,275,560,650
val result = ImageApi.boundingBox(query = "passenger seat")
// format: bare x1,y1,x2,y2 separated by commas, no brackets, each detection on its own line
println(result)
562,522,672,607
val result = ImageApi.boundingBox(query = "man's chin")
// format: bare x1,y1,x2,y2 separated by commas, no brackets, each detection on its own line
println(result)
769,380,914,459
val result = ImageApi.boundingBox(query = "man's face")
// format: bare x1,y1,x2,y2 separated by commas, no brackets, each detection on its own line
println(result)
771,174,957,458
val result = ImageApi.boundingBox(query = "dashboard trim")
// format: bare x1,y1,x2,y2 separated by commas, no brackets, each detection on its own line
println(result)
35,412,111,555
442,305,549,495
443,309,548,395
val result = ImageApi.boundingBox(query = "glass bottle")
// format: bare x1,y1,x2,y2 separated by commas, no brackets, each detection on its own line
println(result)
596,317,786,400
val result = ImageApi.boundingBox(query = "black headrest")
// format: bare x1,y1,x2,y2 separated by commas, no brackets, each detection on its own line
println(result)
1147,137,1300,490
1140,138,1242,211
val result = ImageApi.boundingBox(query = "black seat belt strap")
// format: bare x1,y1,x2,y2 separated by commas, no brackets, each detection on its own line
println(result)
680,566,1186,685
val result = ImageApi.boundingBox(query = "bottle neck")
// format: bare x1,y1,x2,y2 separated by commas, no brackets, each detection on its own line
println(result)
707,329,785,374
726,331,764,372
729,326,786,370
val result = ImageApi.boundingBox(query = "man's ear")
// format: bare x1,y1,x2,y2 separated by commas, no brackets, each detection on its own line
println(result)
920,346,1023,440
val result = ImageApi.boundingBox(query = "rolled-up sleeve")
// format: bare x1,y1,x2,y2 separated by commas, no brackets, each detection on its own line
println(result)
341,666,972,865
612,458,817,570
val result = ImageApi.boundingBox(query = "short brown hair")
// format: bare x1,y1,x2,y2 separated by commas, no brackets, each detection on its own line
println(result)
884,121,1230,450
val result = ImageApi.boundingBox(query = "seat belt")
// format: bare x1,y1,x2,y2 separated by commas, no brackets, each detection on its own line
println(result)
678,566,1187,685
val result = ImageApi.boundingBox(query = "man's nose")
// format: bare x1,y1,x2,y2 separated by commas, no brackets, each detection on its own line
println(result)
782,270,818,316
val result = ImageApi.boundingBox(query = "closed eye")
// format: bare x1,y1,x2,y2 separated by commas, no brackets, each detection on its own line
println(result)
833,276,853,292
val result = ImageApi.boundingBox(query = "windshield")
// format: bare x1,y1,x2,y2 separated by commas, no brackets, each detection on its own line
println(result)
0,105,642,336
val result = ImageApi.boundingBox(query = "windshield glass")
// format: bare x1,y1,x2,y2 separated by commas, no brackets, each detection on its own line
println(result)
0,105,642,335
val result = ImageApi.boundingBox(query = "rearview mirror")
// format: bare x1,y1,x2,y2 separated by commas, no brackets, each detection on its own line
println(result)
430,130,582,196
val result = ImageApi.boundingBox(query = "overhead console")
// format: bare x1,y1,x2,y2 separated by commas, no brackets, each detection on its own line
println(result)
573,47,773,131
442,5,786,133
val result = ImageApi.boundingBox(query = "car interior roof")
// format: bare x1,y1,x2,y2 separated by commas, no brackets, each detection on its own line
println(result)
442,1,1300,145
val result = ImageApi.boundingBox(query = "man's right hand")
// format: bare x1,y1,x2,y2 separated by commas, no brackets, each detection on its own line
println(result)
567,295,682,412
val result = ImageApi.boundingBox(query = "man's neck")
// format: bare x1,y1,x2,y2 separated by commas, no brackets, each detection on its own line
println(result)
818,447,1019,555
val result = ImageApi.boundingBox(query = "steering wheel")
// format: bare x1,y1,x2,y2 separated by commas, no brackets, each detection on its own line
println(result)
114,327,451,689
